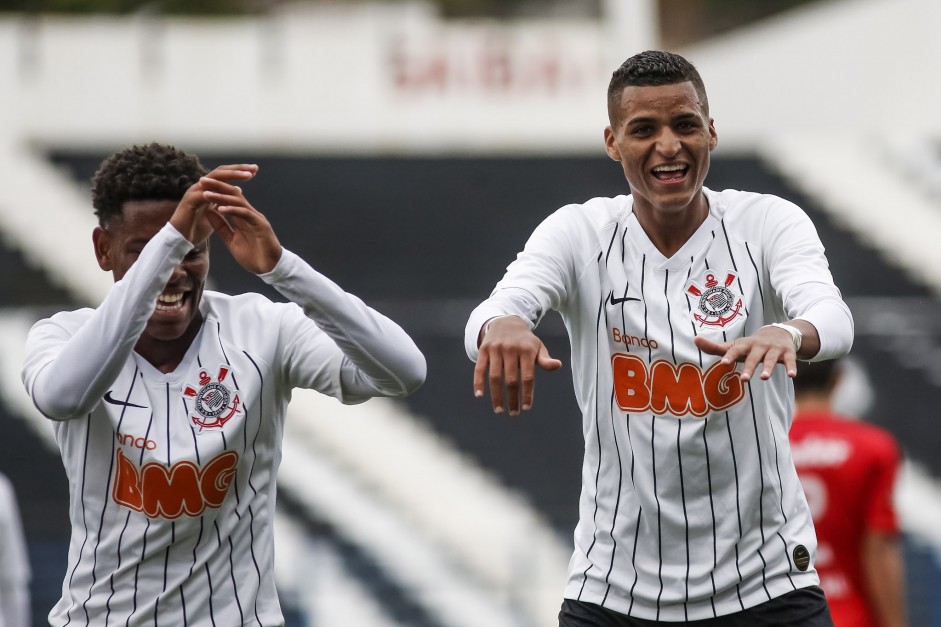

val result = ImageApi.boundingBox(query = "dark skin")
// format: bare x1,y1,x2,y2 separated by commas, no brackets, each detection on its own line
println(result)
473,81,822,415
92,164,283,373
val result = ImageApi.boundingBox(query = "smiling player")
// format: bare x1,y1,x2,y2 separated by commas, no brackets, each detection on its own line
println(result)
466,51,853,625
22,143,426,626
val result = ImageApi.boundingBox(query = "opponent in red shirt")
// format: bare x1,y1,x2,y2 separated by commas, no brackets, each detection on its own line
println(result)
790,359,907,627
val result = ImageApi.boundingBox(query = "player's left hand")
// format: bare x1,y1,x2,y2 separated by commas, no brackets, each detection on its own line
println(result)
694,324,799,381
200,171,283,274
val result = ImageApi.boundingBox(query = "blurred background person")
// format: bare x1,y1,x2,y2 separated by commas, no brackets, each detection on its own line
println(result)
0,472,30,627
790,359,907,627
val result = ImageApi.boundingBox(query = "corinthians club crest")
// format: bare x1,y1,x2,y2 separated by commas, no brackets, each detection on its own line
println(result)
183,366,241,433
686,271,745,329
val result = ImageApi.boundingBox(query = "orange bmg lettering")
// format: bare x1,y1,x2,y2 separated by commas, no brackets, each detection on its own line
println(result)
611,353,744,417
112,449,239,519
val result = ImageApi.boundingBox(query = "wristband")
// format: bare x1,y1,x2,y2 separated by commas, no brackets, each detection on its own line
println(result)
482,314,522,337
767,322,802,353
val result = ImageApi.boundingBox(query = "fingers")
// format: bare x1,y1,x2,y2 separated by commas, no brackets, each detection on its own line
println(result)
696,328,798,382
473,323,561,416
693,335,729,357
203,164,258,182
536,344,563,372
487,351,506,414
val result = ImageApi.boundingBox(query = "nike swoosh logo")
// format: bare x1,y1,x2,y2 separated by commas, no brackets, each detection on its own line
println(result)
609,292,641,306
103,391,148,409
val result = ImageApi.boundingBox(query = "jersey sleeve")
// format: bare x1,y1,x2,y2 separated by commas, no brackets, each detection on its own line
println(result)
864,431,901,534
21,224,192,419
762,199,854,360
259,248,426,404
465,206,580,361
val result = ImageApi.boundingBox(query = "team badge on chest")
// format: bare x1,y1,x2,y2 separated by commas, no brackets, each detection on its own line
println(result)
183,366,241,433
686,270,745,329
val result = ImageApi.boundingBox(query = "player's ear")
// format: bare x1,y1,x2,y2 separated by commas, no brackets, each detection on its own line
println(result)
603,126,621,161
708,119,718,151
92,226,113,272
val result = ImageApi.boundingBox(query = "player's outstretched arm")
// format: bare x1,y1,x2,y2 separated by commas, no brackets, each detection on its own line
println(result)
694,319,821,381
473,315,562,416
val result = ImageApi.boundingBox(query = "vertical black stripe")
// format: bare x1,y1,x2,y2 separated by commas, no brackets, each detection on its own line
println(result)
105,511,132,625
64,415,93,627
604,223,620,264
577,295,609,598
665,269,690,618
127,415,155,626
651,415,663,620
600,388,623,606
702,424,718,617
625,412,641,614
665,270,676,363
677,420,689,621
724,414,746,610
638,256,662,617
641,256,650,362
719,219,750,318
86,366,140,624
745,385,771,599
155,385,174,626
226,536,244,624
766,417,797,588
213,517,242,623
686,260,718,616
242,351,267,623
744,243,765,310
627,506,642,614
128,519,150,626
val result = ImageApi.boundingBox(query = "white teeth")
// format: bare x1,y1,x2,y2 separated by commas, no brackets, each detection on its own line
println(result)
653,164,686,172
155,293,184,311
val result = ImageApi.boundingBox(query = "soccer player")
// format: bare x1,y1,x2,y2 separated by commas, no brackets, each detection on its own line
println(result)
0,472,30,627
465,50,853,625
21,143,426,626
790,360,907,627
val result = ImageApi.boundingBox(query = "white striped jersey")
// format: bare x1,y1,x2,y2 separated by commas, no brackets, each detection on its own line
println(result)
22,225,425,627
465,188,853,621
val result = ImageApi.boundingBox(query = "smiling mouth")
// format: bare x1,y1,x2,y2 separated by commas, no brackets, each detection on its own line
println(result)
652,164,689,182
155,292,186,313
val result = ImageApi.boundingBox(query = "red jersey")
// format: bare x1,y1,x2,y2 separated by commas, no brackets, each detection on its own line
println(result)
789,412,901,627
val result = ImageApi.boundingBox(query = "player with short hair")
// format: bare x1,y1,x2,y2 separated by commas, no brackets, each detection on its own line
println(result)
22,143,426,626
790,360,907,627
466,50,853,625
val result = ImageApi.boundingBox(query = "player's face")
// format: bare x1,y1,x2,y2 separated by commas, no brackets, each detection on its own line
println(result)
604,81,717,223
93,199,209,343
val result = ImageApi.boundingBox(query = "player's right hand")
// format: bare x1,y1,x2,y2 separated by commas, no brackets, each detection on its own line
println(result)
170,164,258,244
473,315,562,416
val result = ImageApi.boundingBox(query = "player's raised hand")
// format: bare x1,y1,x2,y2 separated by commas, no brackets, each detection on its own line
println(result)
170,164,257,245
200,171,283,275
694,323,807,381
473,315,562,416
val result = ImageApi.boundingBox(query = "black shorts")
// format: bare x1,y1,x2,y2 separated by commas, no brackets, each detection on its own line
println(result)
558,586,834,626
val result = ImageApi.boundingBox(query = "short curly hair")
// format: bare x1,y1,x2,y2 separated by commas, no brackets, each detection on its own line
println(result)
91,143,207,226
607,50,709,125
